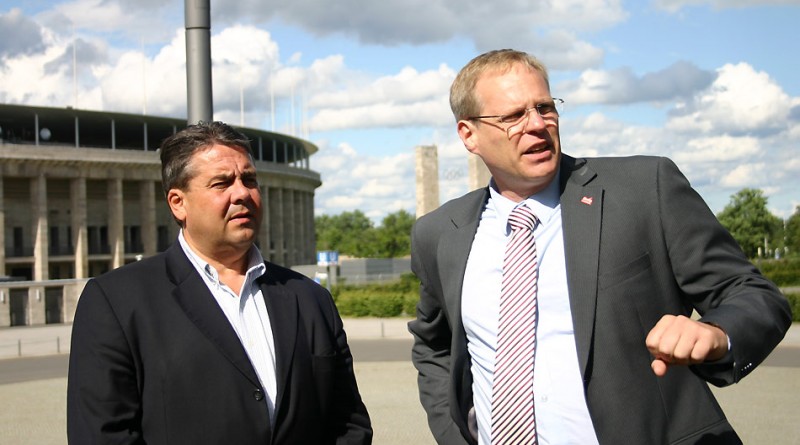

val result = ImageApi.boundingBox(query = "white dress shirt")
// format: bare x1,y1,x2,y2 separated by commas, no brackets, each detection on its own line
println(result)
461,178,599,445
179,231,278,426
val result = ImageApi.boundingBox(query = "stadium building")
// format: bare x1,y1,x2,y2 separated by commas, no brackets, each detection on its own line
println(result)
0,103,321,327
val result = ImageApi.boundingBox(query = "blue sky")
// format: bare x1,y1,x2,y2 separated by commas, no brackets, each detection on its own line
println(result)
1,0,798,223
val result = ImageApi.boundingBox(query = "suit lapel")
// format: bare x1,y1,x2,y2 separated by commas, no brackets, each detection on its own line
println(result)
257,268,298,420
166,244,262,387
439,189,489,328
559,156,603,378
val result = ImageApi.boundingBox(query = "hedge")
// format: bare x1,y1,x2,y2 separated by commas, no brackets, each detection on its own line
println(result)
332,274,800,322
757,257,800,287
786,293,800,322
331,273,420,318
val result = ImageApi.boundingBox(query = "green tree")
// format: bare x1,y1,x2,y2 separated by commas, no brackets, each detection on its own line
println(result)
374,210,415,258
315,210,378,257
716,188,782,258
785,206,800,257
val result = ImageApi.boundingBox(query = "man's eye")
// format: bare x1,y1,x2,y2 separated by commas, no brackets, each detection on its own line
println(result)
499,110,526,123
537,103,556,115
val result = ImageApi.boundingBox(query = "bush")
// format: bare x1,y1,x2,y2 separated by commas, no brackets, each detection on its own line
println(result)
757,258,800,286
332,274,420,318
786,293,800,322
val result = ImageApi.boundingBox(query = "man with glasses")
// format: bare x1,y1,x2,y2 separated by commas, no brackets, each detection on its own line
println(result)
408,49,791,444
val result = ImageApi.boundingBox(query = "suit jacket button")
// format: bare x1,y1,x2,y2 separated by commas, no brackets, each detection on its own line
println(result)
253,389,264,401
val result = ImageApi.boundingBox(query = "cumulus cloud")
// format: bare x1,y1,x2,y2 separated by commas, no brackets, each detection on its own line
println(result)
719,163,768,188
210,0,621,70
305,64,455,131
2,0,798,221
666,63,792,136
0,9,47,59
312,140,416,220
37,0,179,43
672,135,760,163
559,61,714,105
654,0,800,13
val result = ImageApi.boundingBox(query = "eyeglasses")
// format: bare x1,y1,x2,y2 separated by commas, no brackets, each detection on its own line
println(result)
467,98,564,139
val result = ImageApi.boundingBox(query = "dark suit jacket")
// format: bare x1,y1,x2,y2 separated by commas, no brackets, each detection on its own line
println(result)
67,241,372,444
408,155,791,445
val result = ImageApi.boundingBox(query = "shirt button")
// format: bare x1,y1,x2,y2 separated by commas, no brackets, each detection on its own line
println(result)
253,389,264,401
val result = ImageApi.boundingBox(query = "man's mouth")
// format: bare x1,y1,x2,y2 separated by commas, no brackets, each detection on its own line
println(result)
523,144,550,155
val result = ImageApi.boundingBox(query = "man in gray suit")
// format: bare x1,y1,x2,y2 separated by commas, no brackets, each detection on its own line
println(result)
408,49,791,445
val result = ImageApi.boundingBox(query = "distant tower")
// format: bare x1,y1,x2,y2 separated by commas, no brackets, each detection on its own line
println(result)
415,145,440,218
468,153,491,191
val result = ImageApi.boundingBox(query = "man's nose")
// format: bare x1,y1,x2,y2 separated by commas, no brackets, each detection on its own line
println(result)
522,108,547,132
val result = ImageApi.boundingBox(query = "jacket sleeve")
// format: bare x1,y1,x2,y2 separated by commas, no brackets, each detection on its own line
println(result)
408,220,472,445
655,157,792,386
67,279,144,444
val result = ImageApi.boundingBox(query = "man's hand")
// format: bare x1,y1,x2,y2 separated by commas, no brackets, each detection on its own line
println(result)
645,315,728,377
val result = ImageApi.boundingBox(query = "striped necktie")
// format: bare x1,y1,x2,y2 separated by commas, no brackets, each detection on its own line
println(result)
491,204,539,445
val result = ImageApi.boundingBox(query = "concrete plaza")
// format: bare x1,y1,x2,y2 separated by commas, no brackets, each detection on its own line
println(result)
1,318,799,444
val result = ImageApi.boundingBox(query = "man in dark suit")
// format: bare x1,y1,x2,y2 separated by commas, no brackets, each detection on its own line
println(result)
408,49,791,444
67,121,372,444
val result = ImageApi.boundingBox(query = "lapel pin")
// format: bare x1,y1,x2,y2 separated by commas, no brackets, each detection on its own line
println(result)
580,196,593,205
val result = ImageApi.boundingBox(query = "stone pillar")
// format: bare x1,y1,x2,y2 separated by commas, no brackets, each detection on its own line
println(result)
71,178,89,279
271,188,285,265
32,175,49,281
0,172,5,277
259,185,271,261
285,188,296,266
139,181,157,256
468,153,492,191
415,145,439,219
108,178,125,269
306,191,316,264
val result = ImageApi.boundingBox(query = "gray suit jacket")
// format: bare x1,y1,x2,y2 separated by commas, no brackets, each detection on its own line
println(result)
68,241,372,444
408,155,791,445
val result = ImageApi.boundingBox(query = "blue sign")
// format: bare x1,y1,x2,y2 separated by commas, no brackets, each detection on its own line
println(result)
317,250,339,266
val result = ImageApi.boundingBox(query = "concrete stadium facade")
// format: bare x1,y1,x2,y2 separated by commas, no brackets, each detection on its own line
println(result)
0,103,321,327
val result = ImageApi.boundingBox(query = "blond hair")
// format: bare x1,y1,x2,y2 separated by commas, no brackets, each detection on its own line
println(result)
449,49,550,121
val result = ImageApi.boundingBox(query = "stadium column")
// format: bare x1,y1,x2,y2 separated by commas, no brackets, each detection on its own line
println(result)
0,171,5,277
108,177,125,269
139,181,157,256
71,177,89,279
259,184,271,262
285,188,296,266
32,174,49,281
273,188,285,265
305,191,314,264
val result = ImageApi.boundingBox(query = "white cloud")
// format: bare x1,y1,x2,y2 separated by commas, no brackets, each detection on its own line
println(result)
305,64,455,131
672,135,761,163
654,0,800,13
38,0,179,43
312,141,417,220
667,63,792,135
309,98,452,131
206,0,619,71
3,1,798,222
719,163,768,188
559,61,714,105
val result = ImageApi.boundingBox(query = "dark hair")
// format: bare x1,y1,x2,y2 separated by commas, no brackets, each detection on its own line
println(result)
159,121,253,197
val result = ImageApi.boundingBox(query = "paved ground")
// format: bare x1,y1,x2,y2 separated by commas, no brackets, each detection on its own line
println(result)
1,319,799,444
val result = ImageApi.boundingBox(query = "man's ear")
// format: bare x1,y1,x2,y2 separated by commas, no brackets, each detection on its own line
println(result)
457,120,480,156
167,189,187,225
